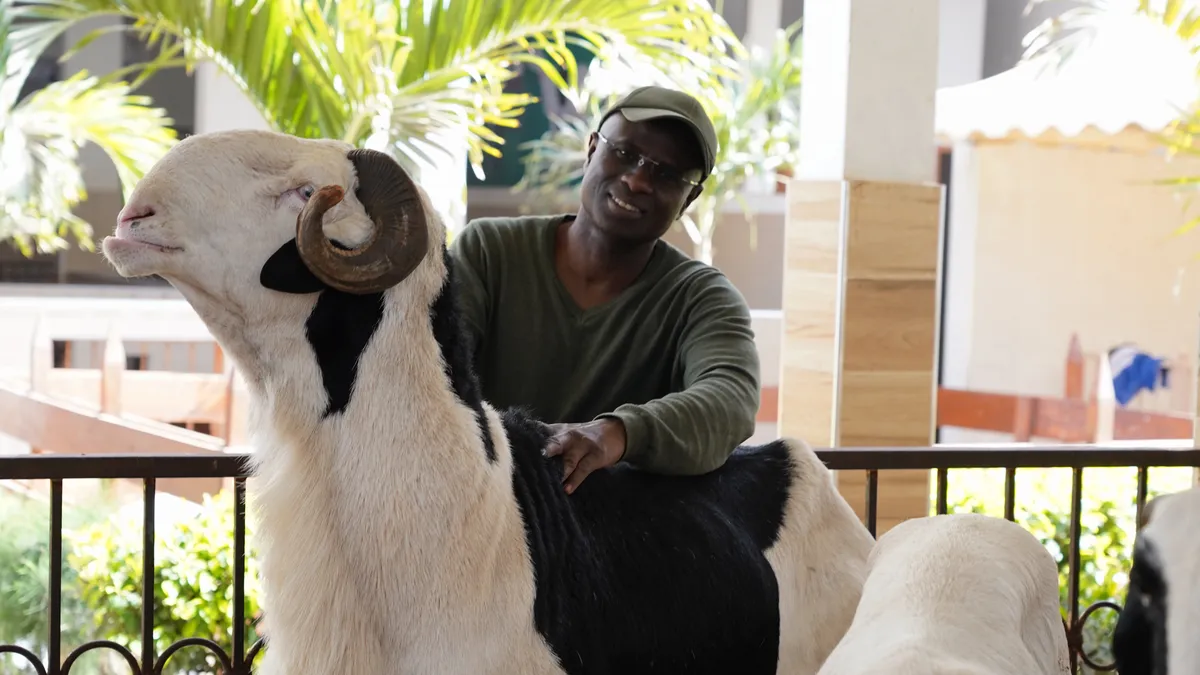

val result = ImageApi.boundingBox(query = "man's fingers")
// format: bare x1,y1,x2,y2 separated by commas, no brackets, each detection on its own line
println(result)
559,441,588,481
542,424,573,457
564,451,604,495
544,430,569,457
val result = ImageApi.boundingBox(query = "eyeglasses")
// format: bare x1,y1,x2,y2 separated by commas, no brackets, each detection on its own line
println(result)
596,132,703,188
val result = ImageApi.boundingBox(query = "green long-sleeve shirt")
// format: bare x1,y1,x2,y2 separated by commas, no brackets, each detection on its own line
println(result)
448,213,761,475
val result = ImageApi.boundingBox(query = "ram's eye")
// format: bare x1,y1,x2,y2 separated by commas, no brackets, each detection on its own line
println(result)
298,185,315,200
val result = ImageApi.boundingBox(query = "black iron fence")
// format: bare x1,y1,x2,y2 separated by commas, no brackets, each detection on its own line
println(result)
0,445,1197,675
0,455,257,675
834,445,1200,673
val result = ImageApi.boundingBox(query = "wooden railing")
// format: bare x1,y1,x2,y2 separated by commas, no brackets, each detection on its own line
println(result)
757,332,1194,444
2,289,1193,471
4,322,1195,455
5,319,246,449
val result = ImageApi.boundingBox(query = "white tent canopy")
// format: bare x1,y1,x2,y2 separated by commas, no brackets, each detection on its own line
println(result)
936,12,1200,142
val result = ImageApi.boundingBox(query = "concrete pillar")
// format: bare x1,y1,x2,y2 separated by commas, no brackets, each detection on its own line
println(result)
741,0,784,196
780,0,944,535
63,17,124,194
194,62,271,134
937,0,988,88
61,17,124,281
743,0,783,50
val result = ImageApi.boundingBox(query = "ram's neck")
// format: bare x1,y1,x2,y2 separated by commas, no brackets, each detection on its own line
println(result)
320,285,496,466
176,250,502,502
250,251,499,472
170,280,297,389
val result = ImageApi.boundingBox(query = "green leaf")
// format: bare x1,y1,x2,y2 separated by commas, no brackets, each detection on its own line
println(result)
0,1,177,256
15,0,740,182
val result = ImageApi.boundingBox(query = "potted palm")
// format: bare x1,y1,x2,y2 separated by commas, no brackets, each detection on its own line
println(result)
15,0,741,235
513,21,803,264
0,4,176,256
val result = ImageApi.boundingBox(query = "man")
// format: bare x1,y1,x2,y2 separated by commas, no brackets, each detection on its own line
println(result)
449,85,761,494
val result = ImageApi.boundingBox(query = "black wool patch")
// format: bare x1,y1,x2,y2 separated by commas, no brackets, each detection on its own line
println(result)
502,407,794,674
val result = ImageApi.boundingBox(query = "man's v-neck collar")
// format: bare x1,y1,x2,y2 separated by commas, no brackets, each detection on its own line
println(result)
540,214,667,321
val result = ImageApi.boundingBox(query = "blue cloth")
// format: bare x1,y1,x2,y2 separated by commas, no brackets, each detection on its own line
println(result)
1109,346,1167,406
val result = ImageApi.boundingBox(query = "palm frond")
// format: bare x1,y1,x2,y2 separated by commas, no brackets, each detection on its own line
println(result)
1143,0,1200,45
1021,0,1118,70
1023,0,1200,74
12,0,352,138
511,105,594,205
2,70,177,255
0,1,177,256
14,0,739,179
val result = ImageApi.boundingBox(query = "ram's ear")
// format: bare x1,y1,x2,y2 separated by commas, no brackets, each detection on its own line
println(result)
260,239,327,294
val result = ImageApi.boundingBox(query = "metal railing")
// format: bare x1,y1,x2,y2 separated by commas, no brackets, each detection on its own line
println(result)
0,445,1197,675
831,445,1200,673
0,455,257,675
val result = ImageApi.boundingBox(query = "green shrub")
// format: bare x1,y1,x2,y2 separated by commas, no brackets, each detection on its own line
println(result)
941,465,1194,674
0,491,93,673
65,489,263,675
1,466,1193,674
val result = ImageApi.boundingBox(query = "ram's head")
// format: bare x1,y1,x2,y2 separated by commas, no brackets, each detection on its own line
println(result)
102,130,436,301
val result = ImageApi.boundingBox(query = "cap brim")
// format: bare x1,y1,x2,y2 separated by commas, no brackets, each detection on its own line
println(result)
618,107,689,124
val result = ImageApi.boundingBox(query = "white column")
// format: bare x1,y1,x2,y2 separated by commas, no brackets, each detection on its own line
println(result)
937,0,988,88
63,17,124,194
781,0,944,534
796,0,941,184
743,0,783,51
741,0,784,195
194,62,270,134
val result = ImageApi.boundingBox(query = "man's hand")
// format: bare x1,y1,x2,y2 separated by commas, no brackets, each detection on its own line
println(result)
544,418,627,495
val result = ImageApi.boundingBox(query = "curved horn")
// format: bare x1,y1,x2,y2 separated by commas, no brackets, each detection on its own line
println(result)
295,148,430,294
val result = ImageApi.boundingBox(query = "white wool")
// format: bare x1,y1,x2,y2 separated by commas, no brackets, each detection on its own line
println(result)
101,129,875,675
817,513,1071,675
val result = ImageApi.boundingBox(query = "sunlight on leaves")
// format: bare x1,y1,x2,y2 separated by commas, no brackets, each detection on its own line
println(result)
0,2,177,257
14,0,740,186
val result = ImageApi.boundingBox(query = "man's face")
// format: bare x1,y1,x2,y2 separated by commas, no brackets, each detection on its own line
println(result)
578,112,706,245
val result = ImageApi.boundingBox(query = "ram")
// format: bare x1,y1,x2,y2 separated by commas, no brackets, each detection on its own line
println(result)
100,129,876,675
1113,485,1200,675
816,513,1071,675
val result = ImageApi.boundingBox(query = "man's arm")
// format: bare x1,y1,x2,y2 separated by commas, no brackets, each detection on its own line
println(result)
599,274,761,475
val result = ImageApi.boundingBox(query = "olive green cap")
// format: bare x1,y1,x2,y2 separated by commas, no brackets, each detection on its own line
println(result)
598,85,717,180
